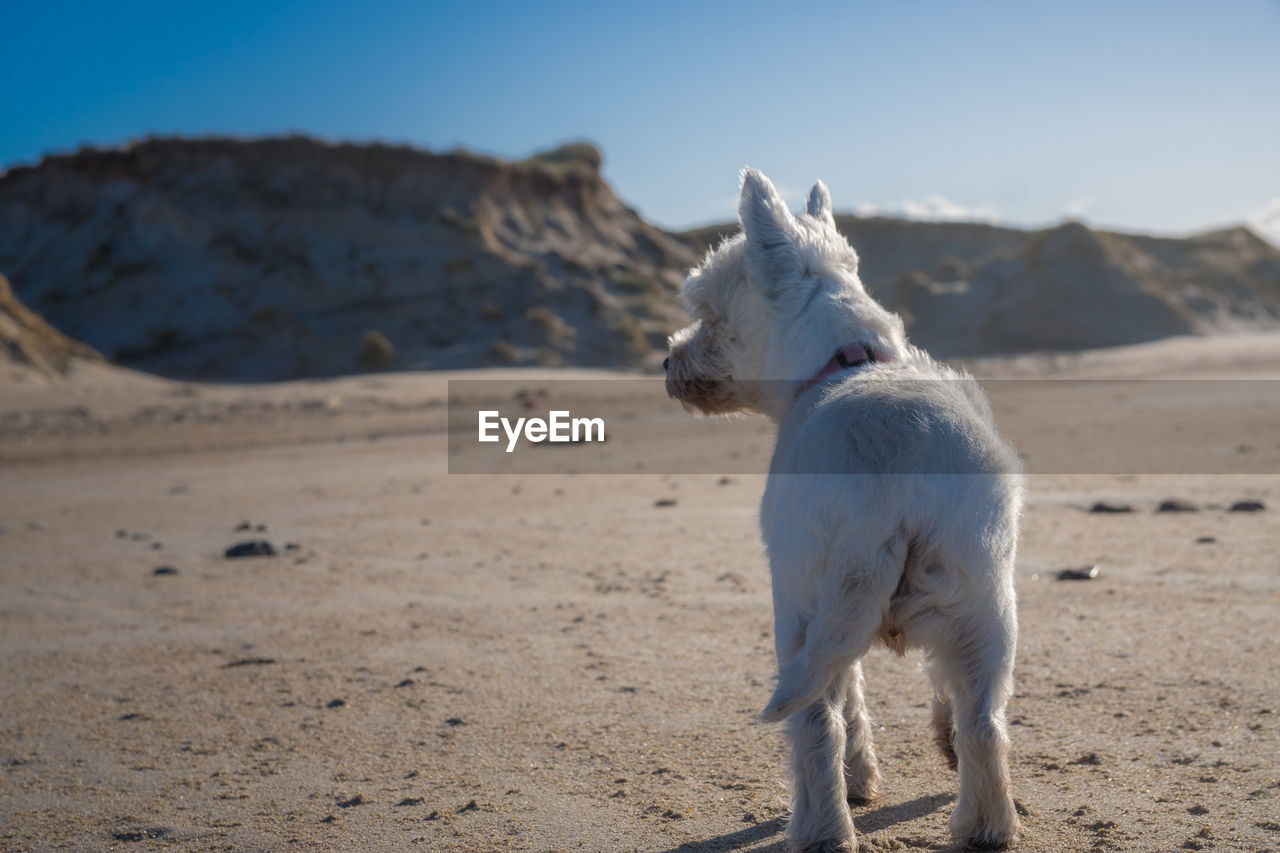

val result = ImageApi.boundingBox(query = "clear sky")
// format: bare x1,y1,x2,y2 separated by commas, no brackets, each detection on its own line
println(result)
2,0,1278,238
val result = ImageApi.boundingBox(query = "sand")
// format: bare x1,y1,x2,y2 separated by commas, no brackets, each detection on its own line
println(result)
2,336,1279,852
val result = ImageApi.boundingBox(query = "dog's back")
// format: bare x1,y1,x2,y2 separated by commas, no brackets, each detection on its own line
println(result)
771,355,1020,479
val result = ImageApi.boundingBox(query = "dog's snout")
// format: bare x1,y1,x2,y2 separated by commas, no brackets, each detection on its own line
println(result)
662,357,670,372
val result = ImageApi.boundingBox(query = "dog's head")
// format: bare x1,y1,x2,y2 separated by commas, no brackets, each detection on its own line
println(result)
665,169,906,417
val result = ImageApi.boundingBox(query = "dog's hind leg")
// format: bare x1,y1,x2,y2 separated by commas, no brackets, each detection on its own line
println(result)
786,669,858,853
935,602,1020,848
841,661,881,803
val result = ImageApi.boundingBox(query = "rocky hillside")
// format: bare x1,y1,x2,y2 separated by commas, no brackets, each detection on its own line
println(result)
1,135,1278,380
0,137,694,380
0,273,101,377
684,216,1280,358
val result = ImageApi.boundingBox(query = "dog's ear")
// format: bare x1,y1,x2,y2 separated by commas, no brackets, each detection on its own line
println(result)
739,168,802,295
806,180,835,228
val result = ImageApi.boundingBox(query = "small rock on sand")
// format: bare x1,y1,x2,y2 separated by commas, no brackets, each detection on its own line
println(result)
1228,500,1265,512
223,657,276,667
1157,499,1199,513
1089,502,1133,514
112,827,172,842
224,540,277,558
1057,565,1100,581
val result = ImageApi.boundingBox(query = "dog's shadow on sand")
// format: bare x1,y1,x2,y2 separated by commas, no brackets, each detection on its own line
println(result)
661,791,958,852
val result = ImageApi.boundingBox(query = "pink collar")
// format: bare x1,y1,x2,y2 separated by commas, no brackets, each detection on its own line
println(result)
797,343,880,397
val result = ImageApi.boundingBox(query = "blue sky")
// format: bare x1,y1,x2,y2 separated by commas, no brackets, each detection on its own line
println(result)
3,0,1278,238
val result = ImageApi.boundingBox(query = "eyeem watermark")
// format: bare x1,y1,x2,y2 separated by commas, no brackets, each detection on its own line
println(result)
450,378,1280,474
478,410,606,452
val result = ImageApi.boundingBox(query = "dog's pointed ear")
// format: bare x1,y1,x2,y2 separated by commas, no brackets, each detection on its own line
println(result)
739,168,801,293
806,180,834,228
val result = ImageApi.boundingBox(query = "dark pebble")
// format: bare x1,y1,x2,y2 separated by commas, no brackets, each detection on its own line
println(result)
1195,536,1217,544
327,698,346,708
1156,499,1198,513
223,657,276,667
235,521,252,531
224,540,277,558
336,794,365,808
153,566,179,576
284,542,301,551
395,797,424,807
116,529,129,538
1057,565,1100,581
112,827,172,842
1228,500,1265,513
395,679,415,688
151,542,163,550
654,499,678,508
445,717,465,726
457,799,479,814
1089,502,1132,514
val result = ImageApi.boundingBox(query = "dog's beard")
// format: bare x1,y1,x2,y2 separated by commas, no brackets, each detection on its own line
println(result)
667,375,744,415
664,356,746,414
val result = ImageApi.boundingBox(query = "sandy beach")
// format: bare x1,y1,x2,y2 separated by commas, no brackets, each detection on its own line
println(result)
2,335,1279,852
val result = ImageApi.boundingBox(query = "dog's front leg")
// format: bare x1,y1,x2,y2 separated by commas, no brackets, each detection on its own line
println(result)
841,660,882,804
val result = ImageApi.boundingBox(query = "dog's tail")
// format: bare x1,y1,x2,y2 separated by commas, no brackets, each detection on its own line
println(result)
760,644,852,724
760,533,908,724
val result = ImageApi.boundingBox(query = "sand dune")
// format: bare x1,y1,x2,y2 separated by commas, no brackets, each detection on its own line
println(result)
4,136,1278,385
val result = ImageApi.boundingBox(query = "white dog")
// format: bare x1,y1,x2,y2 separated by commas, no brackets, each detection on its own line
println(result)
665,170,1023,851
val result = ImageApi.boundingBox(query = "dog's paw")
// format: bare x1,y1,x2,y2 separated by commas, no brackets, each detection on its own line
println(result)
843,754,882,805
844,774,881,806
964,831,1019,850
787,839,856,853
950,810,1020,849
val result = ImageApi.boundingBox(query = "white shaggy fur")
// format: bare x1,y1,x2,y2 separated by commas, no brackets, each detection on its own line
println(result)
665,170,1023,851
